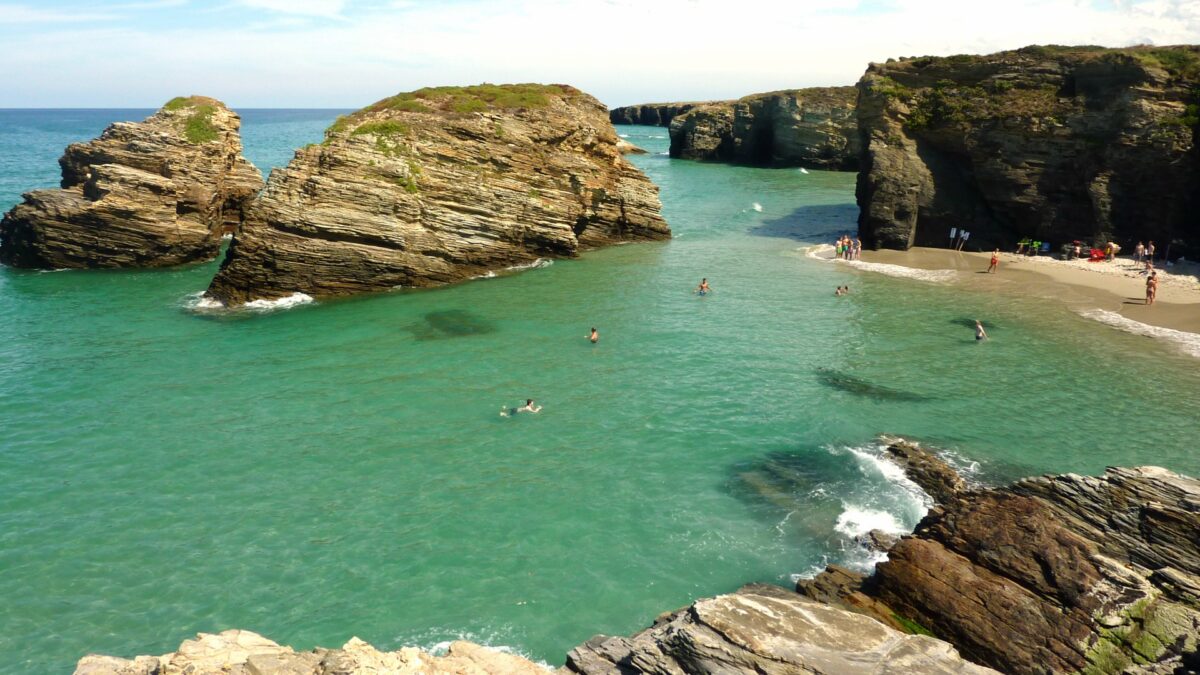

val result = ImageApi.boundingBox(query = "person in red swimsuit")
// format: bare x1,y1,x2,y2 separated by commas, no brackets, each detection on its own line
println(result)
987,249,999,273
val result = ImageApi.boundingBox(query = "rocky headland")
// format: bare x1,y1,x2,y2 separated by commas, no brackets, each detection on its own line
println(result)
75,441,1200,674
668,87,860,169
855,45,1200,252
205,84,669,306
608,102,713,127
0,96,262,268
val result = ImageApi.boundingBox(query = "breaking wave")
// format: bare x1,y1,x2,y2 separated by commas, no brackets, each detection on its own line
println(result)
1078,309,1200,358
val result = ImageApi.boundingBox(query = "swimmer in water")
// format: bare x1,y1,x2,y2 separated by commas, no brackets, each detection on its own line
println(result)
588,327,599,343
697,278,710,295
500,399,542,417
975,320,988,341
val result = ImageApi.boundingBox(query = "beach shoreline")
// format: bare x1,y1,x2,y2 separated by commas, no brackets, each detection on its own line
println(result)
849,246,1200,335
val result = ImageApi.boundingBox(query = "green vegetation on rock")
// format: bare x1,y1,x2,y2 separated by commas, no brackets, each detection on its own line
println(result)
161,96,221,144
890,613,935,637
352,120,410,137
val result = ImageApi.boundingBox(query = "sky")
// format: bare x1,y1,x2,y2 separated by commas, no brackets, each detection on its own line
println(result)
1,0,1198,108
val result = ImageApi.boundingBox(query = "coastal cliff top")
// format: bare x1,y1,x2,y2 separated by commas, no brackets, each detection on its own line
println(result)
737,86,857,106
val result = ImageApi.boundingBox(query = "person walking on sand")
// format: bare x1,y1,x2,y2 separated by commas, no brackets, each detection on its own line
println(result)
1136,241,1145,265
853,238,862,260
1148,241,1156,262
974,320,988,341
587,327,599,343
988,249,999,273
1146,272,1159,306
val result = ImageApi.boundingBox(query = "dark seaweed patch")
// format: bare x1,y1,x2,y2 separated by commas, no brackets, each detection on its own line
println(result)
816,368,932,402
410,309,496,340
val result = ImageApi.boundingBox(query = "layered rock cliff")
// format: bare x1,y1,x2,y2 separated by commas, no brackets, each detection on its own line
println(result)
0,96,262,268
855,45,1200,251
799,441,1200,674
669,87,860,169
205,84,669,305
608,102,711,127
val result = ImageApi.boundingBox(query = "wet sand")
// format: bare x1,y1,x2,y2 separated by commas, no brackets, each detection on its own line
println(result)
857,247,1200,334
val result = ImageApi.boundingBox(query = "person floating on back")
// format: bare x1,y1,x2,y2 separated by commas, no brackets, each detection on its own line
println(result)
696,278,710,295
975,320,988,341
587,327,599,343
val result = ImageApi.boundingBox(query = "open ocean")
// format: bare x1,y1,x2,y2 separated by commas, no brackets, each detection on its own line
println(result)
1,110,1197,672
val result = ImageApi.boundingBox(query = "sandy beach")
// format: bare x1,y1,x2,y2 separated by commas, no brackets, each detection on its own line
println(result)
843,246,1200,335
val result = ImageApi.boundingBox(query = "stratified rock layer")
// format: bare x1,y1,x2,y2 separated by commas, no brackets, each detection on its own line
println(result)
0,96,262,268
608,102,711,127
855,45,1200,251
564,583,997,674
669,87,860,169
74,629,550,674
206,84,669,305
801,440,1200,674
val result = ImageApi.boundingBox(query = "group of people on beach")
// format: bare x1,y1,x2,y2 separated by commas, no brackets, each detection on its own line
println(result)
835,236,861,260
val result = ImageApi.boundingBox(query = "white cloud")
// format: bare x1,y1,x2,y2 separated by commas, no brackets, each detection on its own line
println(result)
0,4,114,22
0,0,1198,106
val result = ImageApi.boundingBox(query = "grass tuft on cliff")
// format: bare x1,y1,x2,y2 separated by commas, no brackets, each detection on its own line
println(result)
161,96,222,144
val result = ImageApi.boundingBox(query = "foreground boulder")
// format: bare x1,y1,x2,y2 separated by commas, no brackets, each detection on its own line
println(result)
205,84,669,305
0,96,262,268
74,629,550,674
800,441,1200,674
855,45,1200,251
565,583,997,674
669,87,860,169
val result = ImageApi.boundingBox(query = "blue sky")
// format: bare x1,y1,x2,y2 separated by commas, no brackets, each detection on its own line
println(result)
1,0,1198,108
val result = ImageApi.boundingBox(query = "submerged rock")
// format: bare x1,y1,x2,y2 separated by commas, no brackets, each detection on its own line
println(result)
74,629,550,674
564,583,997,674
0,96,262,268
205,84,669,306
854,45,1200,251
802,440,1200,674
669,87,860,169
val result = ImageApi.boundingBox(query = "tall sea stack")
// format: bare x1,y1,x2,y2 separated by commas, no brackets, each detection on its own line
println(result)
855,45,1200,252
0,96,263,268
205,84,669,306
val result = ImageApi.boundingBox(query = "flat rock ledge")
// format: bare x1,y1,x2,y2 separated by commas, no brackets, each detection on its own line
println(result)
1,96,262,268
74,629,551,675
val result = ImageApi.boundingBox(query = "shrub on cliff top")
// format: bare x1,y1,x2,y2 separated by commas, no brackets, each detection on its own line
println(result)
352,120,410,137
183,105,218,144
363,83,577,116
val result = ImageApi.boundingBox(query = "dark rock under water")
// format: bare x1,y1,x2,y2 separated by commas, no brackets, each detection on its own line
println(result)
816,368,933,402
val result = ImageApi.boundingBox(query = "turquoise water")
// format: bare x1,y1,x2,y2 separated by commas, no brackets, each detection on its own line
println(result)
2,115,1198,673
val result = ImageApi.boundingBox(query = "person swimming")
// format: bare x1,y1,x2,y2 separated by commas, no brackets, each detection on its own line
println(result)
587,327,599,343
696,278,710,295
975,320,988,341
500,398,542,417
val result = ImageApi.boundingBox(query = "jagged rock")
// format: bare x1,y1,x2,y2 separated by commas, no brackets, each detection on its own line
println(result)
74,629,551,674
608,103,712,127
883,440,967,503
854,45,1200,252
205,84,669,305
615,138,647,155
1,96,262,268
806,440,1200,674
669,88,860,169
564,583,998,674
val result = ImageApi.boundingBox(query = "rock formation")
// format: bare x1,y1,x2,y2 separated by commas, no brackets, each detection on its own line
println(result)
205,84,669,305
799,440,1200,674
669,88,860,169
608,103,711,127
855,45,1200,252
564,583,997,674
0,96,262,268
74,629,550,674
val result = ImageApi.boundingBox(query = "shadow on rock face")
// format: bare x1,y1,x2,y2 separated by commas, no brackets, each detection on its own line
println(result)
815,368,933,402
409,309,496,340
749,203,859,242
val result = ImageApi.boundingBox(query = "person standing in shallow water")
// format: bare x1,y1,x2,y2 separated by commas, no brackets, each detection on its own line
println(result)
987,249,999,273
975,320,988,341
1147,272,1159,306
587,327,598,343
696,278,710,295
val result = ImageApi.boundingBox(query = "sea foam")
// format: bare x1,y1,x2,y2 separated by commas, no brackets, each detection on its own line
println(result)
802,244,957,282
505,258,553,271
1078,309,1200,358
183,291,314,313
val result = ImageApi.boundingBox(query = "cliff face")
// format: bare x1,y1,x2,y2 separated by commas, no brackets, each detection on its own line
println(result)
206,84,669,305
800,441,1200,675
608,102,711,126
669,87,861,169
0,97,262,268
855,45,1200,251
